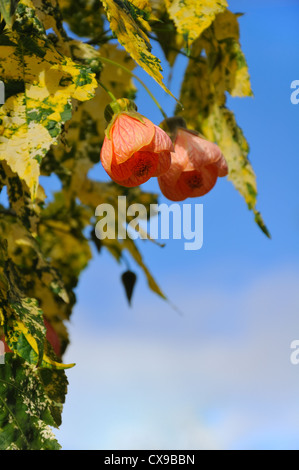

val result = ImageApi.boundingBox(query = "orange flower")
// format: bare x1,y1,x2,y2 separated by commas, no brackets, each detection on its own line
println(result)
101,102,173,187
158,127,228,201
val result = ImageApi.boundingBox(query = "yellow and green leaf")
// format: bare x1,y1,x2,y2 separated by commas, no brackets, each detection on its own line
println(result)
58,0,105,40
0,354,65,449
165,0,228,50
0,0,19,27
178,10,269,236
6,318,75,369
101,0,176,99
0,0,97,198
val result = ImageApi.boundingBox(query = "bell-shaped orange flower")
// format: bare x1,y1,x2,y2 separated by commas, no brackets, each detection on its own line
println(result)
101,100,173,187
158,127,228,201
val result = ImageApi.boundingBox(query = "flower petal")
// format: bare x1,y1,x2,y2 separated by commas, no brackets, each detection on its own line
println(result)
175,129,210,168
100,136,114,176
112,114,155,165
176,165,218,199
215,155,229,177
159,129,227,201
175,129,227,172
144,125,174,153
111,151,158,187
158,173,187,201
157,150,188,201
153,151,172,177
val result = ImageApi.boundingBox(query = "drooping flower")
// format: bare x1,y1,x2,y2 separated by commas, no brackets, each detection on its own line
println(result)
100,99,174,187
158,124,228,201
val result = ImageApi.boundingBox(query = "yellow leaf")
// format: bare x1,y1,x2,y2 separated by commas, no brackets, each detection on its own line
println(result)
177,11,268,235
0,211,70,305
32,0,59,30
0,0,18,27
0,0,97,198
151,4,185,67
0,96,53,197
202,105,257,208
12,319,75,369
71,41,135,141
165,0,228,49
101,0,176,100
122,238,166,299
49,43,136,197
206,10,253,98
39,192,92,286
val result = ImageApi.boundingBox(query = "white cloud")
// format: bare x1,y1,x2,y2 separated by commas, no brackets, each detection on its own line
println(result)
56,265,299,450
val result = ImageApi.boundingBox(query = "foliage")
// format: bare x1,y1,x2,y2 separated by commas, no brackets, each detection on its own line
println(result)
0,0,268,450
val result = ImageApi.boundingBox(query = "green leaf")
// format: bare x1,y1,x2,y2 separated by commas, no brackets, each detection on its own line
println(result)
38,366,68,428
0,354,61,450
0,0,19,27
6,317,75,369
58,0,104,40
151,7,184,67
0,241,73,369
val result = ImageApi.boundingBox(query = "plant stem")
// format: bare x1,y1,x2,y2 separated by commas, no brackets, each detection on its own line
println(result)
99,56,168,120
148,33,204,64
98,81,117,102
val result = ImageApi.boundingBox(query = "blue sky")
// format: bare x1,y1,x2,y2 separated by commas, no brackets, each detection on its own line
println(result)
54,1,299,450
3,1,299,450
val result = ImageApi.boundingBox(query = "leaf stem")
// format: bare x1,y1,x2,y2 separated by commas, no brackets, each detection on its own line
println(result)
98,81,117,102
99,56,168,120
148,33,205,64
